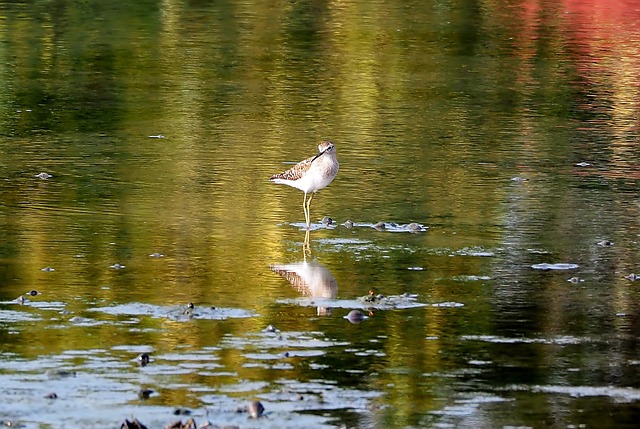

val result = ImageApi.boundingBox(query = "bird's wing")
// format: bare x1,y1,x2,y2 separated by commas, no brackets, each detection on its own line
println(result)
270,155,315,181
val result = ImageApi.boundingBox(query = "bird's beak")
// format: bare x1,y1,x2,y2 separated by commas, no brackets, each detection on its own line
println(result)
311,147,328,162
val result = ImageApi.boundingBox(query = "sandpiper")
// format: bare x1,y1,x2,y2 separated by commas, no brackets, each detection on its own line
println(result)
270,140,339,228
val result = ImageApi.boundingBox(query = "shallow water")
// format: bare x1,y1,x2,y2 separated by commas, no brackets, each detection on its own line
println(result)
2,0,640,428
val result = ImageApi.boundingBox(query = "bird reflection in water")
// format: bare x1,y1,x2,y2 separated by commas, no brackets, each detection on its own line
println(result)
270,258,338,316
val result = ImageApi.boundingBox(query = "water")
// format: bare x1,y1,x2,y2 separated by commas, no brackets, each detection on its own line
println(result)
2,0,640,428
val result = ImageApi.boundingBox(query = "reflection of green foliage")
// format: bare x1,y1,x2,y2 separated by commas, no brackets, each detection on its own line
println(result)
0,1,637,427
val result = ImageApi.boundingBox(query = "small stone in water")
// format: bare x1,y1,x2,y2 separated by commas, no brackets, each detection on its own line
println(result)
374,221,386,230
110,263,125,269
248,400,265,418
44,392,58,399
148,135,165,139
28,290,39,296
345,310,366,324
343,220,355,228
567,277,584,283
407,222,422,232
597,239,614,247
321,216,334,225
41,266,55,272
264,324,278,333
35,172,52,179
149,252,165,258
15,295,28,304
173,408,191,415
575,162,592,167
138,388,153,399
138,353,150,366
625,273,640,281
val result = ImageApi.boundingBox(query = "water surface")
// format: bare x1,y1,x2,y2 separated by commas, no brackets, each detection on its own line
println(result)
2,0,640,428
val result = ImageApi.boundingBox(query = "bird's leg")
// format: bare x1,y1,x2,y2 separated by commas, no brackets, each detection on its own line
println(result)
302,191,309,228
306,192,315,228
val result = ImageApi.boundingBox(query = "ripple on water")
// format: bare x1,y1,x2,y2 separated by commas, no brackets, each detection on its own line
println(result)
507,384,640,403
461,334,591,345
531,263,579,270
88,302,256,321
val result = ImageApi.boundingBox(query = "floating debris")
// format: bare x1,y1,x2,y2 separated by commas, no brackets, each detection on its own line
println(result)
35,172,53,179
531,263,579,271
164,418,197,429
121,418,148,429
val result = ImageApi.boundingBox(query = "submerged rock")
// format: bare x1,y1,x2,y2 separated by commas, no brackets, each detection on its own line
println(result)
343,219,355,228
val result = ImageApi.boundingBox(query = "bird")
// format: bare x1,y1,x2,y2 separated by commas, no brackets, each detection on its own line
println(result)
270,140,339,228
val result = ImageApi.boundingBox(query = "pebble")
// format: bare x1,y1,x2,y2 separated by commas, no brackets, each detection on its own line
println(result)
343,219,355,228
41,266,55,272
248,400,265,418
321,216,334,225
138,388,153,399
35,172,52,179
138,353,150,367
407,222,422,232
373,221,386,230
345,310,366,324
110,263,126,269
